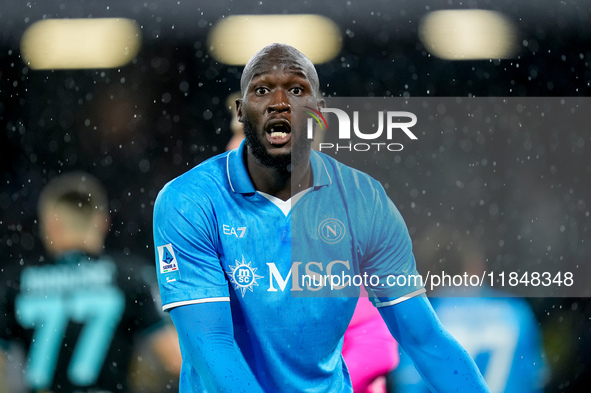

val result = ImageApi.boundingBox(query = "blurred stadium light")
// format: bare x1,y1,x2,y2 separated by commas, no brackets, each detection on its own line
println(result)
419,10,519,60
207,14,342,65
20,18,141,70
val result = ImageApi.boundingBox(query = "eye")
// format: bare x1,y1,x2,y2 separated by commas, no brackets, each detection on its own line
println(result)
255,87,269,95
291,86,303,95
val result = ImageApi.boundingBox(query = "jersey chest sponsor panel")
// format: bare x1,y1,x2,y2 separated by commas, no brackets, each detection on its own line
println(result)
214,187,359,347
217,191,360,298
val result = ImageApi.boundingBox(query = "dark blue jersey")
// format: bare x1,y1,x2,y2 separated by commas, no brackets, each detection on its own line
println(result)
0,251,166,393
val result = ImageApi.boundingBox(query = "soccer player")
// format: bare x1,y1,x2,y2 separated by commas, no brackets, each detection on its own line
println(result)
0,172,181,393
391,228,548,393
393,294,548,393
153,43,490,392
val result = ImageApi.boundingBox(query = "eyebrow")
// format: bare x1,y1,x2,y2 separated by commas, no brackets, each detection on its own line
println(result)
250,68,310,83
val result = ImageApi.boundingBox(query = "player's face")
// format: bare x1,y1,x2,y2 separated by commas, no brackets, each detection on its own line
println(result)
238,57,320,171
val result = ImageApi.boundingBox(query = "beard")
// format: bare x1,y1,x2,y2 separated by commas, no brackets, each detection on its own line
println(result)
242,118,311,174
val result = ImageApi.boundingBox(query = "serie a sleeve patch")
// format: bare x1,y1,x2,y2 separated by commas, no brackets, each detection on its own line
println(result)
157,244,181,282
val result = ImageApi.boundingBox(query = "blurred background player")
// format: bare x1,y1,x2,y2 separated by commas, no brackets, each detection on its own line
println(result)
0,171,181,393
389,225,549,393
226,91,400,393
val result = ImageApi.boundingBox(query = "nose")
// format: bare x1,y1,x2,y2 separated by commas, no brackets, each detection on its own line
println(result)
266,89,290,114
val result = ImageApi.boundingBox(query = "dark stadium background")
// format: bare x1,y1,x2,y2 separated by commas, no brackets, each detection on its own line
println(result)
1,1,590,392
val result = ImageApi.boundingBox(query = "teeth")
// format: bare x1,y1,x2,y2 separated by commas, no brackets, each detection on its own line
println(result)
270,132,287,138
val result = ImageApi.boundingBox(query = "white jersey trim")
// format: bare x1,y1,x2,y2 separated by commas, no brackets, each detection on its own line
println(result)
373,288,426,308
258,188,312,216
319,154,333,185
162,296,230,311
226,152,235,192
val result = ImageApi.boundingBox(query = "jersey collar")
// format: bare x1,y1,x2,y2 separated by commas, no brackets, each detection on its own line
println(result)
55,250,97,265
226,139,256,194
309,150,332,189
227,139,332,194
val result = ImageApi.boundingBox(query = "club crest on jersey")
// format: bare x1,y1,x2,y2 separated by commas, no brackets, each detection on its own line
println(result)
157,244,181,282
226,256,264,297
318,218,346,244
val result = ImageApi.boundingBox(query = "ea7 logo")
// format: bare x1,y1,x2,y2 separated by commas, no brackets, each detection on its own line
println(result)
223,225,246,238
306,108,417,140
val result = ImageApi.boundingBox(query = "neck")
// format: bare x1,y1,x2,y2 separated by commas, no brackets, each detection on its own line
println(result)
246,149,312,201
47,233,105,258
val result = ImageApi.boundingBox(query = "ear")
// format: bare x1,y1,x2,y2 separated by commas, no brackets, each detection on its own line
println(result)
44,213,62,235
236,98,244,123
317,98,326,109
95,212,111,236
40,213,63,253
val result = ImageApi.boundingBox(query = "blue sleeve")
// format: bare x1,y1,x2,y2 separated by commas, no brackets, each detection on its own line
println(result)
378,295,490,393
170,302,264,393
391,349,430,393
360,179,425,302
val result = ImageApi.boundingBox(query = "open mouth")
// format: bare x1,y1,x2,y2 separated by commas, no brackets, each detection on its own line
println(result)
265,119,291,146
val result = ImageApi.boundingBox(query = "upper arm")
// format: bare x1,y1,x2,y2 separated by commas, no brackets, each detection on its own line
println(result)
377,295,446,348
153,184,229,310
169,302,236,351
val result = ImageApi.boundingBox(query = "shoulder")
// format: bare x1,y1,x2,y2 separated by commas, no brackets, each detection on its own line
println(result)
311,152,408,239
312,150,384,194
155,151,231,211
3,257,49,286
0,261,28,297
